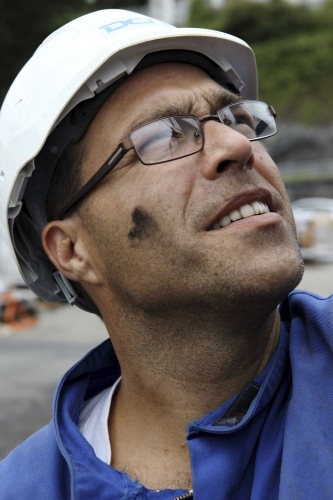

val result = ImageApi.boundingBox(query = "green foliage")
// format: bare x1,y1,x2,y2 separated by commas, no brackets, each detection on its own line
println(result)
218,1,320,44
316,0,333,35
189,0,321,43
255,31,333,125
188,0,221,29
189,0,333,125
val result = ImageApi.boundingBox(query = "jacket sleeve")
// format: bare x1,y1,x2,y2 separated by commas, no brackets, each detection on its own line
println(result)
0,423,71,500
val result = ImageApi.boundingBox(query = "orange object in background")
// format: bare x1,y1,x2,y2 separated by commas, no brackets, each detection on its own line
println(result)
0,291,37,332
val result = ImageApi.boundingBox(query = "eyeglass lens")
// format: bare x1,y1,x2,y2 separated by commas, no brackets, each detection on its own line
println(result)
217,101,276,141
130,116,203,165
129,101,276,165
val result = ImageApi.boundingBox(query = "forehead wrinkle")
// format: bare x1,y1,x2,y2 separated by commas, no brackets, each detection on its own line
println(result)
123,86,242,139
124,96,195,138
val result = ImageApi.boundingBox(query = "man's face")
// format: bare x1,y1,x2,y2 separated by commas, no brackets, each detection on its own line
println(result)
78,62,303,314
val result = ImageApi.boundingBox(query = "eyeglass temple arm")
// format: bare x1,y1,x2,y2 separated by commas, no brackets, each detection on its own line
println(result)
59,139,133,220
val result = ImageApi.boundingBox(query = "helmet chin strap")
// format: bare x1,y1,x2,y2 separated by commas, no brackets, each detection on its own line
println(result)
53,271,77,304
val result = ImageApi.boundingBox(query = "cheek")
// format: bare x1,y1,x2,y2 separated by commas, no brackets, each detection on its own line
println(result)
255,148,288,197
82,158,199,285
85,166,189,253
251,146,297,228
122,164,193,229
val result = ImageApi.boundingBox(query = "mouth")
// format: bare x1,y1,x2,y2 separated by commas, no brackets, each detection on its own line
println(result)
206,190,274,231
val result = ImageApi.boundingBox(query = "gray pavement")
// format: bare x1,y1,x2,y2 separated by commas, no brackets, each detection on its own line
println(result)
296,261,333,297
0,262,332,460
0,305,107,459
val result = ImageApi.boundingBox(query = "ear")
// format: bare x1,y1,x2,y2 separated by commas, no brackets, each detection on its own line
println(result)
42,219,100,285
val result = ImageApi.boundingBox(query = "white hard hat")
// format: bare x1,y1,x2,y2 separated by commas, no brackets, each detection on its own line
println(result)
0,9,258,312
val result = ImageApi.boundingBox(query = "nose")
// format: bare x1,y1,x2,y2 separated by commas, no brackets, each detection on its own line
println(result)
199,120,255,181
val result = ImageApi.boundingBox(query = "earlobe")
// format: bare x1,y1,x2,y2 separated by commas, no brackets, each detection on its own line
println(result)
42,220,100,285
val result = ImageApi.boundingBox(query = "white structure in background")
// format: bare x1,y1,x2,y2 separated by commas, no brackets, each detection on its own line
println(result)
148,0,190,25
206,0,225,6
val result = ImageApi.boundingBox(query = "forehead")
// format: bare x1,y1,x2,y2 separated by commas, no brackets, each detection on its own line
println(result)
86,63,235,143
111,62,225,111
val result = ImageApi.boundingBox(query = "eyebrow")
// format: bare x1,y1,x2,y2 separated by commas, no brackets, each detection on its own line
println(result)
123,87,242,138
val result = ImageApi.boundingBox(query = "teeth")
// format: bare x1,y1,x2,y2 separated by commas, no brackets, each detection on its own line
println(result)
252,201,262,215
240,204,255,218
220,215,231,227
259,202,266,213
211,201,270,230
230,209,242,221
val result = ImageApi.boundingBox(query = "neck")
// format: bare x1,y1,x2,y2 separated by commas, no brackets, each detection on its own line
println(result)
107,302,280,416
101,299,280,490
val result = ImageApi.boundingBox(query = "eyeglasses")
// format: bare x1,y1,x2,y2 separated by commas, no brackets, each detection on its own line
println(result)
59,100,277,219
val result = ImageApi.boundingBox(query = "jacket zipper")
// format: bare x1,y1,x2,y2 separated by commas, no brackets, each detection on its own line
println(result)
173,493,193,500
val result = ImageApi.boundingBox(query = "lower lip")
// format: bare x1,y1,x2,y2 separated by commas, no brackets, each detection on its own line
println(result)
207,212,282,233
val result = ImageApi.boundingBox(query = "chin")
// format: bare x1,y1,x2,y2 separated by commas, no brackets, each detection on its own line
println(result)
245,251,305,305
209,244,305,308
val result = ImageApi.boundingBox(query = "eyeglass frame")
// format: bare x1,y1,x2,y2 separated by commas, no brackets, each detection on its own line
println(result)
58,100,277,220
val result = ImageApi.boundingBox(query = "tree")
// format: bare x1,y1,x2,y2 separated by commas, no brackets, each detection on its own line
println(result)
188,0,333,125
255,30,333,125
189,0,321,44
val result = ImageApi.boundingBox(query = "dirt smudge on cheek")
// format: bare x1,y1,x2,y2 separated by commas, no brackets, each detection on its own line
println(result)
128,207,159,241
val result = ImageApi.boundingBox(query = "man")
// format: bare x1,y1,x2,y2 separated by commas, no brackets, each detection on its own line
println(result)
0,9,332,500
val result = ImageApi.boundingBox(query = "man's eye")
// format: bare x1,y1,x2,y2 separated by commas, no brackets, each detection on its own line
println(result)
138,128,184,154
170,130,186,140
234,113,255,130
141,130,172,149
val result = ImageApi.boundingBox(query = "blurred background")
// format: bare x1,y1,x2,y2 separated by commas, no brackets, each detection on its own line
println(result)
1,0,333,459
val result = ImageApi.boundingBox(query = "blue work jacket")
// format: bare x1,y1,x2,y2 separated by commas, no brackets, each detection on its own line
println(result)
1,290,333,499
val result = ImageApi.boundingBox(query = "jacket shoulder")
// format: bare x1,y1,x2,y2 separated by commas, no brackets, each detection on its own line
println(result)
0,423,70,499
281,290,333,329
